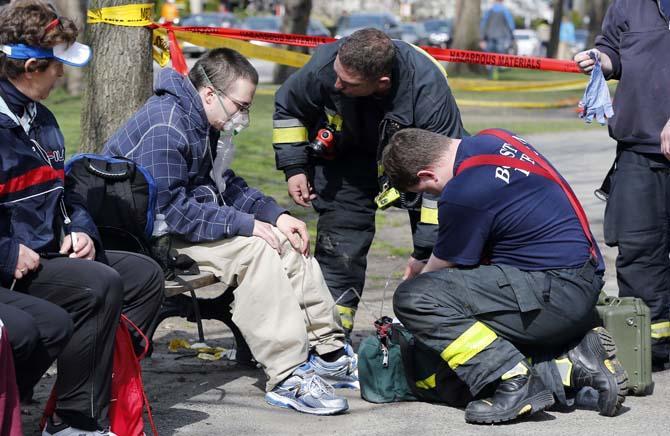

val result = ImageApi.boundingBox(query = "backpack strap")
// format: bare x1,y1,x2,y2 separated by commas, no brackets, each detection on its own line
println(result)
456,128,597,259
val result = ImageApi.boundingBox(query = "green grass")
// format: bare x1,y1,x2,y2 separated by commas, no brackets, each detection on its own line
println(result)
44,88,82,157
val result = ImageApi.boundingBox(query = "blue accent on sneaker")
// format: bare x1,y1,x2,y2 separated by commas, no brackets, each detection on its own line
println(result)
309,343,359,389
265,364,349,415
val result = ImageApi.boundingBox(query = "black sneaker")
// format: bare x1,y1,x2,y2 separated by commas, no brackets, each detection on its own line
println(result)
464,367,555,424
567,327,628,416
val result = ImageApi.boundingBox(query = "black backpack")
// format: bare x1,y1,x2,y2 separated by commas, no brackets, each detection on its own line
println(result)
65,154,196,279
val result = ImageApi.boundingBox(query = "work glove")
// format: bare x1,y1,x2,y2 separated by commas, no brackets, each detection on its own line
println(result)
578,51,614,126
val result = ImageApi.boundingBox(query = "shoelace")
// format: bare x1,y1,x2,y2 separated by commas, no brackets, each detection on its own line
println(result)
304,374,336,399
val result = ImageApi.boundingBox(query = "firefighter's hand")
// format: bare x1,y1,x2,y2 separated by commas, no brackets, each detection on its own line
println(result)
402,256,426,280
287,173,316,207
14,244,40,280
60,232,96,260
661,118,670,161
276,213,310,256
574,49,613,76
253,220,282,254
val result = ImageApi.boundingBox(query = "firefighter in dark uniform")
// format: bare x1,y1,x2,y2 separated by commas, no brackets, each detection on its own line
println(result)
272,28,466,334
382,128,628,424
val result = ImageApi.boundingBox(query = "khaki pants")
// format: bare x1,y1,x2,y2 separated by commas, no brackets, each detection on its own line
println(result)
174,228,345,391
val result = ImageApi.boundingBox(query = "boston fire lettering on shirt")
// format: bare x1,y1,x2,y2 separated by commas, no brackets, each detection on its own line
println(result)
494,142,536,184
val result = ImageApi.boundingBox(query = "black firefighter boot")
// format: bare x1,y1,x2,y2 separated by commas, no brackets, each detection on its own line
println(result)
563,327,628,416
465,361,555,424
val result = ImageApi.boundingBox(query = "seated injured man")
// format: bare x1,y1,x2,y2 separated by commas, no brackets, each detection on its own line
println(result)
103,48,357,416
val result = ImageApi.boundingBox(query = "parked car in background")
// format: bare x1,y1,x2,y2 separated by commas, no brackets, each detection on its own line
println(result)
422,18,453,48
334,12,403,39
512,29,541,56
399,22,429,46
180,12,240,57
242,16,330,37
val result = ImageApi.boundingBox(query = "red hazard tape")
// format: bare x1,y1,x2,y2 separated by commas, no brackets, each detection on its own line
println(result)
160,24,581,74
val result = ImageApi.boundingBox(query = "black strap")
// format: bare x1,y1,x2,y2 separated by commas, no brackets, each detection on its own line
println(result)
395,326,421,399
595,147,621,201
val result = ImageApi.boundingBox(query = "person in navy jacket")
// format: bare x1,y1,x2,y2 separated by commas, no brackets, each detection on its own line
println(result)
0,1,163,434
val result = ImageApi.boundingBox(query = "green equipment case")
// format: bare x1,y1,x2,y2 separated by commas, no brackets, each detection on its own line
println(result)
596,295,654,396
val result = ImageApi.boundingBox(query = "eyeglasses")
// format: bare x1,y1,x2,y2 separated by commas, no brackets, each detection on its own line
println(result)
221,92,251,114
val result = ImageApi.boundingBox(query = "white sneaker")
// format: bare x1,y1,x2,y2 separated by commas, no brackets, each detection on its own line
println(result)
43,419,117,436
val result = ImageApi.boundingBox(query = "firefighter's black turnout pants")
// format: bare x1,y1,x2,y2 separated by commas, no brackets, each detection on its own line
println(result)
394,260,602,403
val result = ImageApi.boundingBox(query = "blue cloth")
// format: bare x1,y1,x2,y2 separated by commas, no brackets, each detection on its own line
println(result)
104,68,286,242
579,51,614,125
433,132,604,271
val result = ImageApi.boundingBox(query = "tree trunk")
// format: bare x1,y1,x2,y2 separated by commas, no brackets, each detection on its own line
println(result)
54,0,87,96
548,0,564,58
588,0,611,47
80,0,153,153
447,0,483,75
272,0,311,84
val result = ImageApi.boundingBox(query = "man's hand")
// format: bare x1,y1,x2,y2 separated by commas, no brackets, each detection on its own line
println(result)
287,173,316,207
403,256,427,280
661,118,670,161
574,49,613,76
14,244,40,280
59,232,96,260
276,213,310,256
253,220,282,254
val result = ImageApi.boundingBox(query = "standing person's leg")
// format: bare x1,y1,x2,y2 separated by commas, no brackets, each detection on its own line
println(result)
604,150,670,365
16,257,123,431
311,158,378,336
0,293,72,401
105,251,164,352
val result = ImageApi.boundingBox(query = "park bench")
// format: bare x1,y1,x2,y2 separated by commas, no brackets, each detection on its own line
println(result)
147,271,252,363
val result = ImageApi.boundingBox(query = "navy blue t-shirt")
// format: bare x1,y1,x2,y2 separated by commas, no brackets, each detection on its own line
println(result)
433,133,604,271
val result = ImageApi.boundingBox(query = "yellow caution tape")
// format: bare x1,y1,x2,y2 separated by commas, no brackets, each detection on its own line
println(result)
449,78,588,93
87,3,154,27
168,338,191,352
157,28,311,68
152,33,170,67
256,88,577,109
456,97,579,109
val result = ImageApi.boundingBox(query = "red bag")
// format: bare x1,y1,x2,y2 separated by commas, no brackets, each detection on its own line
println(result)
41,315,158,435
0,323,23,436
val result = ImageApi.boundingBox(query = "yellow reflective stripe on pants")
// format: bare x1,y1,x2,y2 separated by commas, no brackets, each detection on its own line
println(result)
336,305,356,330
651,321,670,339
416,373,436,389
272,126,308,144
440,321,497,369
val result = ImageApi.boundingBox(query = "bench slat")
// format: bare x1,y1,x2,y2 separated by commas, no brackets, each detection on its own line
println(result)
165,272,218,297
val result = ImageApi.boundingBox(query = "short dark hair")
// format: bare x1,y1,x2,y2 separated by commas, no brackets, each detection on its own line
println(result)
0,0,78,79
382,128,451,191
189,48,258,94
337,28,395,81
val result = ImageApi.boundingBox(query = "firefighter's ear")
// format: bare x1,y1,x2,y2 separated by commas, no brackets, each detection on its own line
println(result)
377,76,391,93
417,168,438,183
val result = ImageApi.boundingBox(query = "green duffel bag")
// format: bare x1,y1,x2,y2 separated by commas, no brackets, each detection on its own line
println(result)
358,317,471,406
